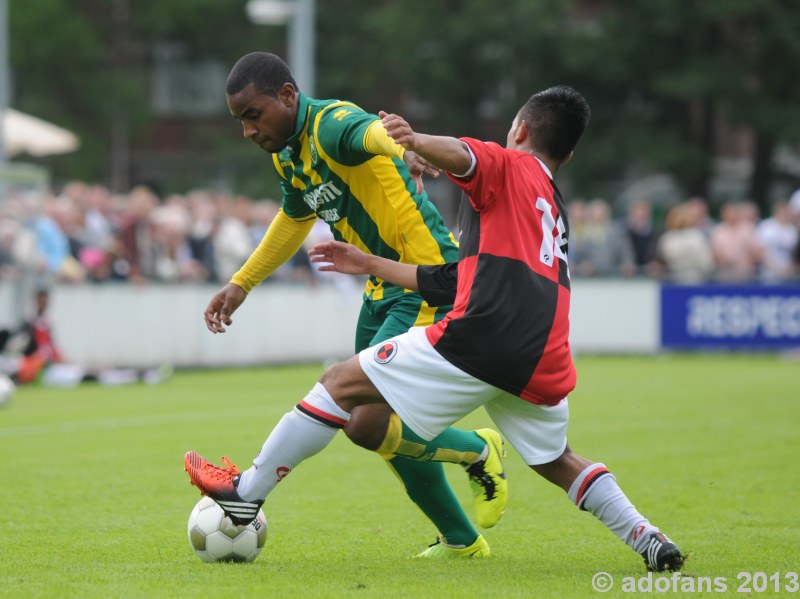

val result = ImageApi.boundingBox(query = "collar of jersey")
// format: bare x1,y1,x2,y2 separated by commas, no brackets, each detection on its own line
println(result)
532,154,553,179
285,92,312,156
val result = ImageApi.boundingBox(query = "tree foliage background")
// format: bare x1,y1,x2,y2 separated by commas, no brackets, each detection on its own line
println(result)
7,0,800,214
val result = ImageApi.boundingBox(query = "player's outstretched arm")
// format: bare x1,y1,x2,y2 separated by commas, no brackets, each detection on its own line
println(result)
380,111,472,175
308,241,420,291
362,120,438,195
204,282,247,334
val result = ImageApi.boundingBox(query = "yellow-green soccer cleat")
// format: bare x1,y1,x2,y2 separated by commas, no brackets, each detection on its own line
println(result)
467,429,508,528
414,535,491,558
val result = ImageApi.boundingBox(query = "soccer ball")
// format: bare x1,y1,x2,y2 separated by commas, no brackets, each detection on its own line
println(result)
187,496,267,563
0,374,15,407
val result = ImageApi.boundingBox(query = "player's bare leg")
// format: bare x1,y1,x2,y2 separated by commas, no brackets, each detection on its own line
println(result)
532,446,685,572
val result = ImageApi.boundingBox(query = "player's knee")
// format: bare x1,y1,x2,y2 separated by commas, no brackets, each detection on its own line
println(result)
343,420,382,450
531,445,576,475
319,356,382,413
319,359,357,411
343,405,392,451
530,446,593,491
318,360,343,389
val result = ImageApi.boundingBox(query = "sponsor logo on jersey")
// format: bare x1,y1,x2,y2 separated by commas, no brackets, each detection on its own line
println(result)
303,181,343,211
318,208,340,222
374,341,398,364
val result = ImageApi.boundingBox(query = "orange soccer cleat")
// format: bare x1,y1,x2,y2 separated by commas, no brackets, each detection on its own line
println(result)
184,451,263,525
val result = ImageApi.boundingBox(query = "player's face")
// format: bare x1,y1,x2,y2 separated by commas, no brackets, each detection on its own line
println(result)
227,83,297,153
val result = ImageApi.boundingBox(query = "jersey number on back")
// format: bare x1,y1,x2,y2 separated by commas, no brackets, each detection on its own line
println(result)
535,197,569,271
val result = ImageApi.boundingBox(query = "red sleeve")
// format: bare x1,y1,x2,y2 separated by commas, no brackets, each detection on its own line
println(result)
445,138,506,211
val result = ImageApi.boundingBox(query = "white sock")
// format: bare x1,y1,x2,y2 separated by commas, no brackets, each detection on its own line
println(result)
236,383,348,502
567,463,656,554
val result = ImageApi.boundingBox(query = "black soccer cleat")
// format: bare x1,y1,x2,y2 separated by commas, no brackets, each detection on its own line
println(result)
641,531,685,572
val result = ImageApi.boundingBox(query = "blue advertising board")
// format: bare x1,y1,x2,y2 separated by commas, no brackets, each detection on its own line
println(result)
661,284,800,349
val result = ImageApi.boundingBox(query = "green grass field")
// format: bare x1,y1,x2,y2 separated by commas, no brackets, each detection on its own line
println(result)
1,354,799,598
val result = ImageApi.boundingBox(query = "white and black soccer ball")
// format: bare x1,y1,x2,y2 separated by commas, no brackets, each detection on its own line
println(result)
187,496,267,563
0,374,15,407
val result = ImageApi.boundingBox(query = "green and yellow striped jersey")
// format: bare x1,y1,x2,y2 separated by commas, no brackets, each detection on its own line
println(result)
272,93,458,301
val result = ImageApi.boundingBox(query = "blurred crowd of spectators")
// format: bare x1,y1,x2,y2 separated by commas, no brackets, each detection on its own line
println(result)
569,193,800,284
1,180,800,287
0,181,330,287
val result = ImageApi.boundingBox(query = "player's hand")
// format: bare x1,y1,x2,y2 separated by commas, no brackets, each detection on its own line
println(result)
403,150,440,195
308,241,371,275
380,111,416,149
204,282,247,334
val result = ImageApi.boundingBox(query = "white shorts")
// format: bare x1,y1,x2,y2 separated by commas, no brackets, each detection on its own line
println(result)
358,326,569,465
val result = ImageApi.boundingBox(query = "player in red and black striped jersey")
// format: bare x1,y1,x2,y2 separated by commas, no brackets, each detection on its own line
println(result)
421,137,576,406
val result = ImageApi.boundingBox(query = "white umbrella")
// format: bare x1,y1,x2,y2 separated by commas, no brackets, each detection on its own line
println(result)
2,107,79,157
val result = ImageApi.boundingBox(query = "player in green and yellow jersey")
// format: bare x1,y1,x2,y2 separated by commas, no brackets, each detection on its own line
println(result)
197,53,505,557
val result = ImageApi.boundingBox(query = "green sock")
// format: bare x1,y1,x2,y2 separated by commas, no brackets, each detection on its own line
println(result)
385,456,479,547
395,422,487,465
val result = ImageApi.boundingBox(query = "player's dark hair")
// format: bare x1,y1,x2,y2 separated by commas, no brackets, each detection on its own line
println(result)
226,52,298,97
521,85,590,161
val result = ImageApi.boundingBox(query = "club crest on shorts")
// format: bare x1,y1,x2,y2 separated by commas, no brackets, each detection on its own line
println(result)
374,341,398,364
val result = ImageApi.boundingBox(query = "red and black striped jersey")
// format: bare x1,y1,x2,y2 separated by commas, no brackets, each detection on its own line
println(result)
421,137,576,406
